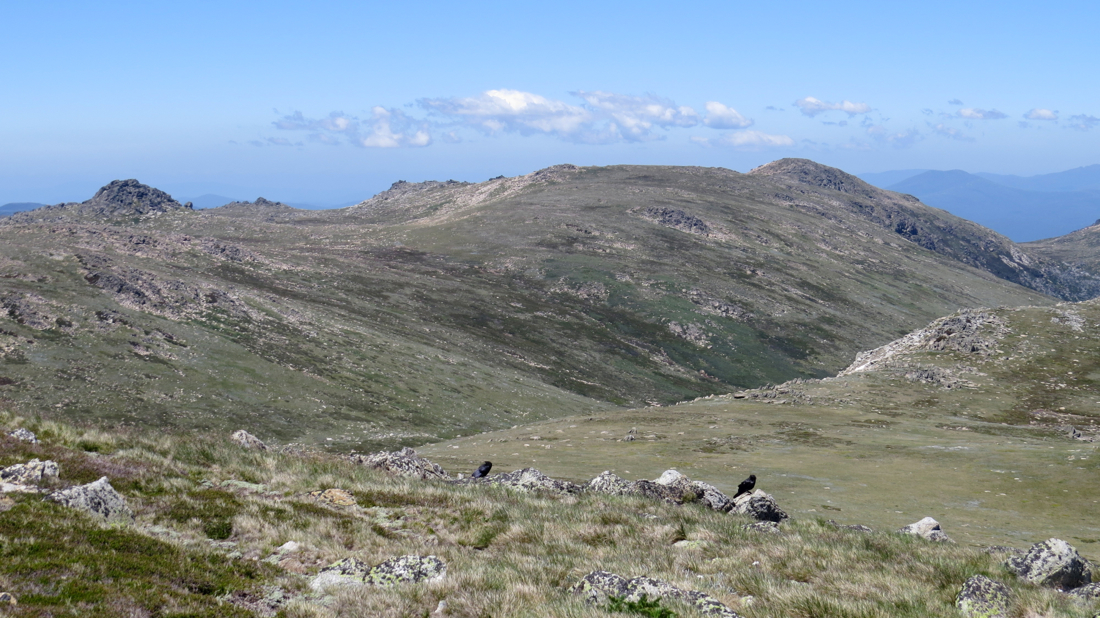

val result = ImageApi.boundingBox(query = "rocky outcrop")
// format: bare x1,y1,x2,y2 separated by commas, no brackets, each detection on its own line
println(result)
231,430,268,450
7,428,37,443
308,488,356,507
311,555,446,591
469,467,581,495
654,470,734,512
956,575,1011,618
732,489,789,523
8,179,191,224
585,471,686,504
642,206,710,236
47,476,133,523
842,310,1008,376
355,447,450,480
826,520,873,533
570,570,741,617
898,517,953,542
1068,582,1100,600
1005,538,1092,590
0,459,58,486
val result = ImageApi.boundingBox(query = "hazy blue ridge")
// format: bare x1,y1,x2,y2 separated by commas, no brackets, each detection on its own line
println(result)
855,169,931,188
975,164,1100,192
0,202,45,217
888,170,1100,242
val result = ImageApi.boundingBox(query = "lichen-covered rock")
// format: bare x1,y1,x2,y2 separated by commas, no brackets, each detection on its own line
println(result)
587,471,636,496
482,467,581,494
898,517,952,542
632,479,688,504
826,520,873,533
47,476,134,524
956,575,1011,618
231,430,267,450
570,570,632,603
0,459,58,485
1005,538,1092,590
7,428,37,443
743,521,781,534
311,555,446,591
654,470,734,512
355,447,450,480
732,489,789,523
570,570,741,617
585,471,687,503
1069,582,1100,599
309,488,356,506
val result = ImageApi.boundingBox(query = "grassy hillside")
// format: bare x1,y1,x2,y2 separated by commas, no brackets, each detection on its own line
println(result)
422,300,1100,561
0,161,1064,449
1,411,1095,617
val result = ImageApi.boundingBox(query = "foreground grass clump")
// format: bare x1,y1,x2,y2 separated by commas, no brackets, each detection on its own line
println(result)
1,411,1097,617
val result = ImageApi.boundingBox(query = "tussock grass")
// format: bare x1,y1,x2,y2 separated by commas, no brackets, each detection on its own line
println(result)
1,410,1097,617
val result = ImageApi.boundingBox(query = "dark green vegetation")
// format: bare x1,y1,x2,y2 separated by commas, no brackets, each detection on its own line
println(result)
2,159,1080,450
1,413,1096,617
608,594,677,618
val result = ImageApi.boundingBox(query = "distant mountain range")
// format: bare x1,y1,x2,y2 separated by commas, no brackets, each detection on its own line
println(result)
858,165,1100,241
0,202,45,217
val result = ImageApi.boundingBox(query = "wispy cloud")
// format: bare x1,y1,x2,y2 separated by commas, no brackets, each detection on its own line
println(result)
265,89,779,147
248,137,303,147
1024,108,1058,121
958,108,1007,120
865,125,921,148
419,89,705,144
1067,114,1099,131
702,101,752,129
793,96,871,117
948,99,963,105
272,108,430,148
931,123,975,142
693,130,794,149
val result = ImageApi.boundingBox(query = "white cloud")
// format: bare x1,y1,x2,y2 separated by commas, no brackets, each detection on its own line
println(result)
421,89,703,143
957,108,1007,120
702,101,753,129
272,108,430,148
421,89,592,137
793,96,871,117
696,130,794,148
1024,108,1058,121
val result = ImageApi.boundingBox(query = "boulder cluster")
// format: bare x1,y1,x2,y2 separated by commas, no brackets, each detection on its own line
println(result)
359,447,791,524
955,538,1096,618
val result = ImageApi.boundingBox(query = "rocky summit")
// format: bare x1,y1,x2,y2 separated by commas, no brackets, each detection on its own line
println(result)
7,179,191,223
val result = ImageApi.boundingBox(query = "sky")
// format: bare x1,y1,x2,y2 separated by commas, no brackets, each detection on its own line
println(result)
2,0,1098,206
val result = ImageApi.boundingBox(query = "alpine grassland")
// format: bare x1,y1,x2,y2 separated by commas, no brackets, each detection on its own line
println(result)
1,410,1096,617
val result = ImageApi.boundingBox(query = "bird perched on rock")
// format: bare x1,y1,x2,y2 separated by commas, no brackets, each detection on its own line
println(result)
733,474,756,499
472,461,492,478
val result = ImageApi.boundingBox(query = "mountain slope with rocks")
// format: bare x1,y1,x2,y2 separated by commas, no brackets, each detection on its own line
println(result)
0,160,1076,450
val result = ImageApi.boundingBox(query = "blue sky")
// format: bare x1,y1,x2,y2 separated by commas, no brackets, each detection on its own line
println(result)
2,0,1098,205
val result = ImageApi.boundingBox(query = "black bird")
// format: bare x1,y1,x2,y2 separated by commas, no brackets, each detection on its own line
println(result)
472,461,492,478
733,474,756,499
